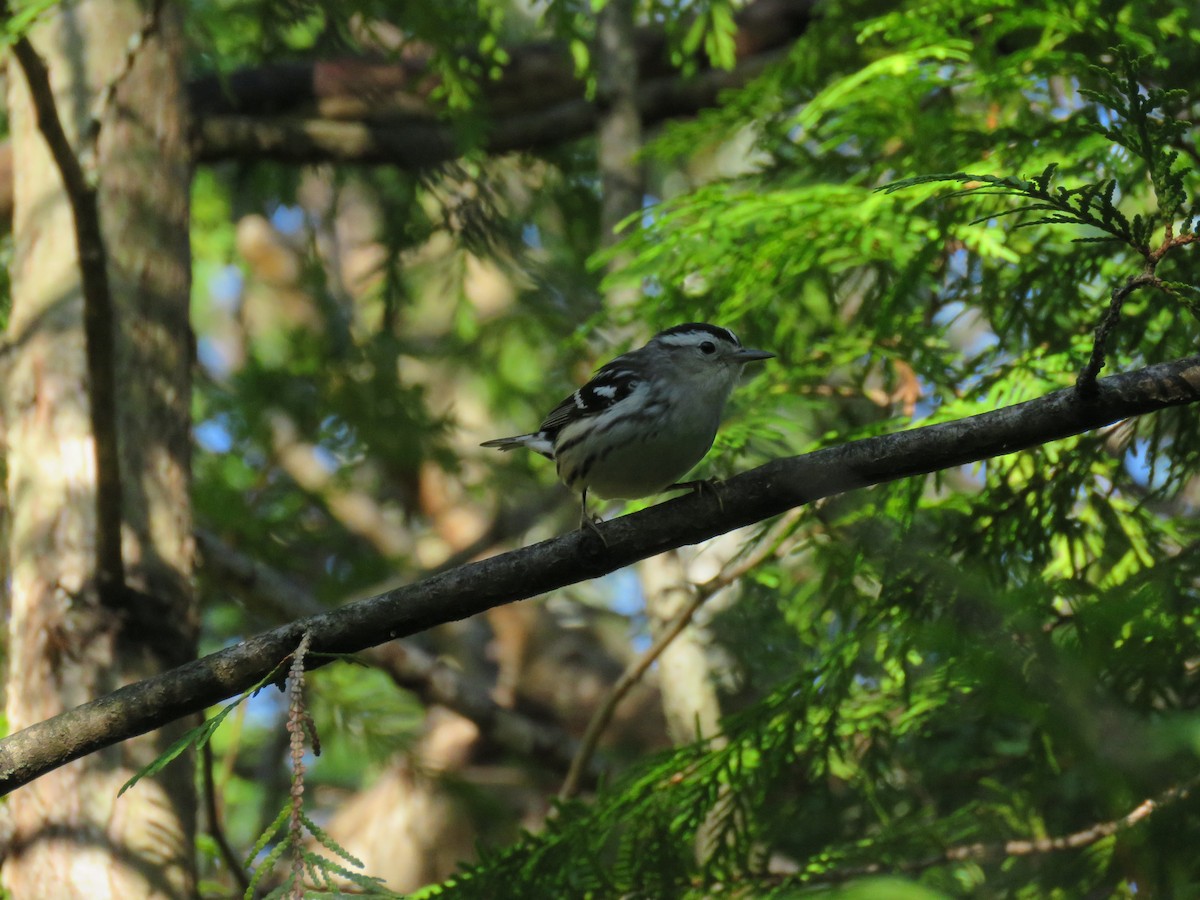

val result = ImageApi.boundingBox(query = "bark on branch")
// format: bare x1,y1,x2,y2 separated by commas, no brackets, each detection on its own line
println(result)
1,354,1199,795
196,528,594,781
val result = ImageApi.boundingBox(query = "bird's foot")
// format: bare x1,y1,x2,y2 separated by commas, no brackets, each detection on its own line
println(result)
579,511,608,548
666,478,725,512
579,491,608,548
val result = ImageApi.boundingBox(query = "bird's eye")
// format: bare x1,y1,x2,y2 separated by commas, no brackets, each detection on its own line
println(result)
699,341,716,355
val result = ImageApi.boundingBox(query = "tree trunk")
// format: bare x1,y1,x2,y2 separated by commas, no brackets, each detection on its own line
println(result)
2,1,196,895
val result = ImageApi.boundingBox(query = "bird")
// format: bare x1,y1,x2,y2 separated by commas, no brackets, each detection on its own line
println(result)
481,322,773,535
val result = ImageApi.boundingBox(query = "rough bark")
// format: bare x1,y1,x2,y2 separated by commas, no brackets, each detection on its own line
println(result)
2,1,196,896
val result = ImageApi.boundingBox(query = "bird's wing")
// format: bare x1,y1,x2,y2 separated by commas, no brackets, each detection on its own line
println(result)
538,353,642,436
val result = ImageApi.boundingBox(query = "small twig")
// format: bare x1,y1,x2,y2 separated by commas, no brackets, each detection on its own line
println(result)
1076,271,1158,396
1080,226,1200,396
1150,231,1200,264
794,774,1199,887
559,509,803,799
286,631,313,899
9,25,126,596
202,734,253,894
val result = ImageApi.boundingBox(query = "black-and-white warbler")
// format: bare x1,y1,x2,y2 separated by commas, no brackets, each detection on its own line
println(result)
481,323,773,532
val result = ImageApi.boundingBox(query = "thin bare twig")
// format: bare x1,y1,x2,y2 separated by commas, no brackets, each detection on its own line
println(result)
791,774,1199,887
1079,221,1200,396
1076,271,1158,395
559,509,803,799
202,734,252,894
8,23,126,596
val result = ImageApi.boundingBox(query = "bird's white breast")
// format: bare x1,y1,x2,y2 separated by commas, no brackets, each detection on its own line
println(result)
554,378,726,499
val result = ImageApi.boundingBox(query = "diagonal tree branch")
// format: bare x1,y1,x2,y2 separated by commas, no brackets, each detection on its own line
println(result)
196,528,595,781
1,354,1199,795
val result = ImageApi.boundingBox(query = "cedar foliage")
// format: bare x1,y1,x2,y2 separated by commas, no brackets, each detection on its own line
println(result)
54,0,1200,895
431,6,1200,897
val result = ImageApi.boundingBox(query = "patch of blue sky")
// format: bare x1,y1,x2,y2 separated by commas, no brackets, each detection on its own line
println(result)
521,223,542,249
196,336,234,378
195,416,234,453
311,442,340,473
606,566,644,618
1123,437,1170,491
271,203,306,235
639,192,661,229
208,264,243,312
933,300,1001,360
603,567,652,653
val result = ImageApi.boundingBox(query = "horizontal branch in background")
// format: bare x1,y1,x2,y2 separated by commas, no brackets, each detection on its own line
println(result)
0,355,1198,794
188,0,814,120
189,0,813,165
0,0,817,225
192,53,784,166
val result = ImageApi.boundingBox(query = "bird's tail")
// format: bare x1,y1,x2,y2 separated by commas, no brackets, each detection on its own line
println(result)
480,432,555,460
480,434,531,451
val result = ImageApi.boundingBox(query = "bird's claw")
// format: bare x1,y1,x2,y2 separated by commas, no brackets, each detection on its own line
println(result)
580,511,608,547
579,489,608,547
667,478,725,512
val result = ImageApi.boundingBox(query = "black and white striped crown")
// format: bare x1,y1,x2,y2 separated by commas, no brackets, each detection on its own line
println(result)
650,323,741,349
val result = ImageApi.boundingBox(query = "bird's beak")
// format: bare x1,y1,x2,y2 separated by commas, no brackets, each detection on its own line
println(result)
732,348,774,363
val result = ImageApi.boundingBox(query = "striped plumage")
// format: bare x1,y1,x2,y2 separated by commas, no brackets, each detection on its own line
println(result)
481,323,773,530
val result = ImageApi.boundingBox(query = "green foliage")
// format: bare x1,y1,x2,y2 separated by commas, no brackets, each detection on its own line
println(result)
180,0,1200,896
884,166,1147,249
0,0,61,44
421,4,1200,897
882,49,1196,258
1080,48,1192,229
244,804,402,898
675,0,740,72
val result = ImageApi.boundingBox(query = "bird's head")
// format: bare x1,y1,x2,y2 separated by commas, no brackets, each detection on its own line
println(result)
647,323,774,393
